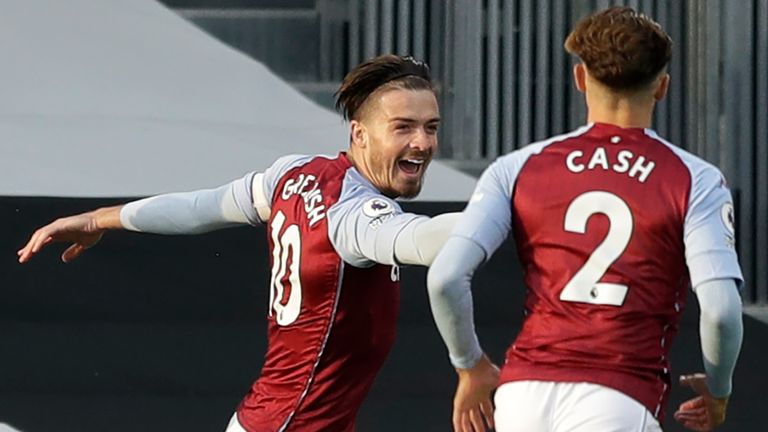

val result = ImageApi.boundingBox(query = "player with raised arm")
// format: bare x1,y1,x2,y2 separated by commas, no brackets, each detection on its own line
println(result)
18,55,458,432
427,7,743,432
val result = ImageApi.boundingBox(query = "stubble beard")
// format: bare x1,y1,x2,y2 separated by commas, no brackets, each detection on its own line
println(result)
397,178,423,199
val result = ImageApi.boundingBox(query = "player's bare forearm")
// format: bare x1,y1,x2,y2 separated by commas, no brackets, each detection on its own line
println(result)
88,205,125,230
17,205,124,264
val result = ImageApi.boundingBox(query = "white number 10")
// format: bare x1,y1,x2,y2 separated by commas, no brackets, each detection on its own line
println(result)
269,210,303,325
560,191,633,306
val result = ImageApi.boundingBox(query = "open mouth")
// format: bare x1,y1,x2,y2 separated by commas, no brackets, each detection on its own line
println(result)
397,159,425,176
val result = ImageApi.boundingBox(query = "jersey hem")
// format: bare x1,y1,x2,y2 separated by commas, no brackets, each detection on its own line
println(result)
500,362,668,422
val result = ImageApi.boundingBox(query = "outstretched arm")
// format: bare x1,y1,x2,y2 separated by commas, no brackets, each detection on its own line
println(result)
18,178,257,264
393,212,461,266
326,187,463,268
119,181,254,234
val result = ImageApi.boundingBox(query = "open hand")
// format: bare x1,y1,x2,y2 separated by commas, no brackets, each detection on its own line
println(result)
18,212,106,263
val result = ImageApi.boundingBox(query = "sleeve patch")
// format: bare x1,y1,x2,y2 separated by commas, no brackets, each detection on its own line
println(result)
720,202,736,247
363,198,395,218
362,198,397,230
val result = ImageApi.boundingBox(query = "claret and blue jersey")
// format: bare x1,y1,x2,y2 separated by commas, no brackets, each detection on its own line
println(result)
225,153,423,432
453,123,743,420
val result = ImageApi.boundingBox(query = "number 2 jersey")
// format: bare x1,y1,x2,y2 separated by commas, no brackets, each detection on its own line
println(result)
228,153,424,431
454,123,743,420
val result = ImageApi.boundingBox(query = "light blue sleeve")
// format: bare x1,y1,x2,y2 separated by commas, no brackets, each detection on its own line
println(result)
120,179,253,234
120,155,315,233
684,164,744,289
451,156,517,259
261,155,315,206
427,154,523,369
695,278,743,398
232,154,315,224
427,237,487,368
326,171,424,268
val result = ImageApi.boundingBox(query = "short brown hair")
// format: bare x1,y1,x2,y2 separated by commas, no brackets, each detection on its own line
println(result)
565,6,672,90
335,55,434,121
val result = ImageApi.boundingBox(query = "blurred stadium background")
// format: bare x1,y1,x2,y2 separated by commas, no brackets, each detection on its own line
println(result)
1,0,766,431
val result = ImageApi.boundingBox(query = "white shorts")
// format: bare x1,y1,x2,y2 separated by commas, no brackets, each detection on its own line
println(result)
224,413,247,432
494,381,662,432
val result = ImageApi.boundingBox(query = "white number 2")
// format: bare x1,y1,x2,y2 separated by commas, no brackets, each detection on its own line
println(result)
560,191,633,306
268,210,303,325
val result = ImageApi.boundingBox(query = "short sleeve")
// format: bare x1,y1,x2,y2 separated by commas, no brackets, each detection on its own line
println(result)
327,172,424,268
684,166,743,289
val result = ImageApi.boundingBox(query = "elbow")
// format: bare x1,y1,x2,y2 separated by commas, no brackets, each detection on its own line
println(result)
426,237,481,301
698,280,743,329
427,258,462,301
701,298,743,333
426,267,449,298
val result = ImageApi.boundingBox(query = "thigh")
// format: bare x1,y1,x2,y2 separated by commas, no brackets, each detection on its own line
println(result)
553,383,662,432
494,381,556,432
224,412,247,432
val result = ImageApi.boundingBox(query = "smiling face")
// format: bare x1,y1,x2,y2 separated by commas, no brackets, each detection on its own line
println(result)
349,88,440,198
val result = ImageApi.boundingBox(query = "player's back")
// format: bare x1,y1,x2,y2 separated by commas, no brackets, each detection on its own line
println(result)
500,123,721,419
236,154,399,432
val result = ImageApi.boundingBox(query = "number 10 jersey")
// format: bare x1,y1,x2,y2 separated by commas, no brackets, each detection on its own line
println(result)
231,153,421,431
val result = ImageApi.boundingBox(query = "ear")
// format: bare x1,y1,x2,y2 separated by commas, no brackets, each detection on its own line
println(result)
573,63,587,93
349,120,367,149
654,73,670,101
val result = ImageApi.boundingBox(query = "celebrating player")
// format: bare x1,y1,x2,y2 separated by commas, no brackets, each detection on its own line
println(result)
18,55,458,432
427,7,743,432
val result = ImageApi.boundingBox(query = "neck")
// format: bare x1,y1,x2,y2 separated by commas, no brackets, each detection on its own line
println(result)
587,108,654,129
346,147,400,198
346,147,363,172
584,77,657,129
346,147,376,187
586,94,656,129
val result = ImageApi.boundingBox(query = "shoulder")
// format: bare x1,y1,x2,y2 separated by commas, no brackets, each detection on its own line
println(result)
266,153,347,193
498,124,595,166
325,169,407,238
335,169,402,213
642,130,724,180
268,154,321,175
642,131,733,229
273,154,313,168
484,125,596,190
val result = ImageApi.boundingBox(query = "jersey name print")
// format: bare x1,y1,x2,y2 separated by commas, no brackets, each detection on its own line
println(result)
565,145,656,183
279,172,327,227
